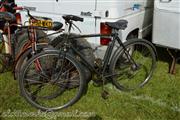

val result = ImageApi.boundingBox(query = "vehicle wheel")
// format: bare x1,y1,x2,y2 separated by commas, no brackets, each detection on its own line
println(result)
51,34,94,81
126,33,138,55
19,50,86,111
51,34,95,66
110,39,156,91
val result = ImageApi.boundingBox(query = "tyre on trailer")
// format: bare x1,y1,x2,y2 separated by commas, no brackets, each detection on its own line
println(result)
51,34,95,82
14,29,49,79
15,29,49,56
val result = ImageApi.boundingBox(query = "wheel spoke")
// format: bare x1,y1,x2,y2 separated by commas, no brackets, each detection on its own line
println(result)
25,78,44,84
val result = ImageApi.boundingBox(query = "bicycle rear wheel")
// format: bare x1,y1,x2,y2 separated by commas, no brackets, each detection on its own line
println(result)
19,50,86,111
110,39,156,91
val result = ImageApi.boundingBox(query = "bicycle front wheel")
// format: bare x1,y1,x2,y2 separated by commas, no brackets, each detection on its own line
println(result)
110,39,156,91
19,50,86,111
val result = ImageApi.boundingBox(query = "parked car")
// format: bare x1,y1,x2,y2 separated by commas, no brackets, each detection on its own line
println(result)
16,0,154,58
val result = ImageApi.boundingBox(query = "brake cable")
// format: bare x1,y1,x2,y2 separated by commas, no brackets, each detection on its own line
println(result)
72,22,82,33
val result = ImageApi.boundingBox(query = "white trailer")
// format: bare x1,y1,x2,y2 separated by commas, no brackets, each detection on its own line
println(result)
153,0,180,74
16,0,154,58
153,0,180,50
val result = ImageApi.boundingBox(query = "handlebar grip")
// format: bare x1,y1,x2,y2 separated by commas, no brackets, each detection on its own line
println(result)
62,15,84,22
73,16,84,22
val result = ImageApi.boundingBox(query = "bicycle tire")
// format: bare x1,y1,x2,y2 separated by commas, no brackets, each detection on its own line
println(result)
19,50,86,111
110,39,156,91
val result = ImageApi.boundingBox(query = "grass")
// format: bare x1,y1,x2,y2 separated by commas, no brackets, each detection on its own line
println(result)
1,47,180,120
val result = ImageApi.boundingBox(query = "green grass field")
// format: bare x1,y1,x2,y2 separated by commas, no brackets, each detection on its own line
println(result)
1,47,180,120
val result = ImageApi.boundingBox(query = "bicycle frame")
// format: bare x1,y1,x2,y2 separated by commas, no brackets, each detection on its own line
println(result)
63,32,127,78
1,23,36,55
0,18,51,77
62,19,138,79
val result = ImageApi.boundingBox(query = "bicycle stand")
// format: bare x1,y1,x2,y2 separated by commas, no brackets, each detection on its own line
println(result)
167,49,180,74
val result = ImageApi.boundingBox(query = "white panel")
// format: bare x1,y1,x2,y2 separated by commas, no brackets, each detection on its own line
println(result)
54,0,95,16
16,0,55,13
155,0,180,13
153,9,180,49
96,0,154,18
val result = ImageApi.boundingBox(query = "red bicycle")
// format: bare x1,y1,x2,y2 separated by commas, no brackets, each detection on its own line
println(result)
0,4,63,80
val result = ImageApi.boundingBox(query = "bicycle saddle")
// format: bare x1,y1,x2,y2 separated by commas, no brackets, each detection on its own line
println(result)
51,22,63,31
0,12,16,22
105,20,128,30
62,15,84,22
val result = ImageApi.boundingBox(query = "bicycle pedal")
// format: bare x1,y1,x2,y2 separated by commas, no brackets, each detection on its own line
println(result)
101,90,109,100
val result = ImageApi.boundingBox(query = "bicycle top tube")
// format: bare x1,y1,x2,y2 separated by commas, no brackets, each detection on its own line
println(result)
68,33,116,40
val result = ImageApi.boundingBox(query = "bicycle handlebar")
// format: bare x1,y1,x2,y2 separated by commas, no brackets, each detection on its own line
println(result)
14,6,37,20
1,3,37,20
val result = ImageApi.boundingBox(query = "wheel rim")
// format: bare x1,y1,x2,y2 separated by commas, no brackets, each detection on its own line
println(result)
21,53,82,110
113,42,155,90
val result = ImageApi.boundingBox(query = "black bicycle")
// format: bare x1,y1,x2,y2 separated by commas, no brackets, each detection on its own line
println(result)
18,15,157,111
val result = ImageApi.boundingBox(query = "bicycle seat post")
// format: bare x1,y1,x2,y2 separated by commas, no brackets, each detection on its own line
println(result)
112,29,118,37
65,20,73,35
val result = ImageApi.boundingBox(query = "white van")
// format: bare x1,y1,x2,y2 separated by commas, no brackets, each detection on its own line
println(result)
16,0,154,58
153,0,180,50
